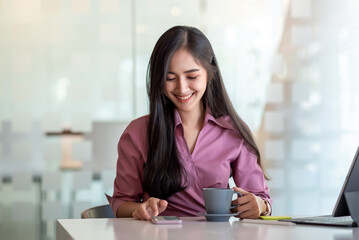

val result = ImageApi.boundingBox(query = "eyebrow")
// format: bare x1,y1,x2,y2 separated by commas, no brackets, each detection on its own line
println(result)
168,69,200,74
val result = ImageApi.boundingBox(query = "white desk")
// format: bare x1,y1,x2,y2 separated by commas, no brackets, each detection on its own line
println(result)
56,217,359,240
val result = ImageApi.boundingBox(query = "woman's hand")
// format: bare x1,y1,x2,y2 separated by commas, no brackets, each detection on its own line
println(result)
230,187,266,219
132,197,168,220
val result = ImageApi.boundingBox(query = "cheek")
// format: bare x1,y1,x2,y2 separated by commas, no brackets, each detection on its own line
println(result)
195,78,207,92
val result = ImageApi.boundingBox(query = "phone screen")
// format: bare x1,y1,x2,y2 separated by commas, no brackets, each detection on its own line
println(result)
151,216,182,224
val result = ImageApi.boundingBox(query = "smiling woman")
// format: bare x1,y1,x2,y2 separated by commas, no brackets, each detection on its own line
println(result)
106,26,272,221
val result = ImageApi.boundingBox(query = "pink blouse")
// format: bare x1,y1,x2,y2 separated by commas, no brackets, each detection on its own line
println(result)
107,110,271,217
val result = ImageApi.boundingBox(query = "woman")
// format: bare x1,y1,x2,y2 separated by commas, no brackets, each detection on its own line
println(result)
107,26,272,220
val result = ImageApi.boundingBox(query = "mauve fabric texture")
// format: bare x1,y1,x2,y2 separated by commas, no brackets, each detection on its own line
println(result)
107,109,271,217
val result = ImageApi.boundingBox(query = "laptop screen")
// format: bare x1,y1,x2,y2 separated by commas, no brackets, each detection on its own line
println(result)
333,146,359,217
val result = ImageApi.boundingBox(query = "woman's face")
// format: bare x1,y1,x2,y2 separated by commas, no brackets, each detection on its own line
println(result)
165,48,208,116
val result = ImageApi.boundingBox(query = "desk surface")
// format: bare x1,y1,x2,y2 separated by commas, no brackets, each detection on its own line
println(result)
57,217,359,240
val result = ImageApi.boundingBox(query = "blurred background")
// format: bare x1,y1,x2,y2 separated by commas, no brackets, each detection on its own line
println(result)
1,0,359,239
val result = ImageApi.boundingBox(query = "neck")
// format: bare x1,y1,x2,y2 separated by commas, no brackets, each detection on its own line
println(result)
178,103,205,129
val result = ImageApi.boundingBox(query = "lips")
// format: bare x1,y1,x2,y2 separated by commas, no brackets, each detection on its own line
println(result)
175,93,194,102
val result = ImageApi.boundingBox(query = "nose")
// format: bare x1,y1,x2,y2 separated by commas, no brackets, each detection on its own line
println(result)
176,76,188,93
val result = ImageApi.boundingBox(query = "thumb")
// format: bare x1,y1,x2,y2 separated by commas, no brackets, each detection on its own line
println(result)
233,186,249,196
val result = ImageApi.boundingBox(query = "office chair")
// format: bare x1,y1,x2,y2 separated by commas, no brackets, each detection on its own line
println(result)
81,204,115,218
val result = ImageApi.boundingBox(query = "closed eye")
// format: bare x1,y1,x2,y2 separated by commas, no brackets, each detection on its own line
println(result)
188,76,198,80
166,77,176,81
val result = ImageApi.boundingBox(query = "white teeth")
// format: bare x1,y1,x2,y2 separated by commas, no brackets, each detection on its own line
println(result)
177,93,193,100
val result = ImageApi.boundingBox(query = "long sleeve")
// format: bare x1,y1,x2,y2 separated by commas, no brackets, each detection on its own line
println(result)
231,140,272,205
106,116,149,217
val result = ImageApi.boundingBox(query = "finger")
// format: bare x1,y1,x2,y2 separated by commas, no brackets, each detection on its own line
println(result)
231,194,254,213
158,200,168,214
232,205,251,218
133,209,146,220
132,210,139,220
237,204,255,219
233,187,249,196
231,198,240,206
231,198,249,214
235,194,253,206
237,200,261,218
138,203,152,220
149,199,160,216
230,205,241,214
235,202,251,214
237,193,257,205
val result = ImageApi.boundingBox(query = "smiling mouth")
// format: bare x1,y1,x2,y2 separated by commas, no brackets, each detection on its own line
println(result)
176,93,194,102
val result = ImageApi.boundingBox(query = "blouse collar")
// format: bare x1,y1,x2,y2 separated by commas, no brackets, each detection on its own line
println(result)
174,108,236,131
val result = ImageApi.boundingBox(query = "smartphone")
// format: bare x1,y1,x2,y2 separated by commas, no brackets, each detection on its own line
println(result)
151,216,182,224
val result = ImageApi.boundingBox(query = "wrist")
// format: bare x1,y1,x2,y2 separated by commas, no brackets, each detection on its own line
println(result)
261,199,270,216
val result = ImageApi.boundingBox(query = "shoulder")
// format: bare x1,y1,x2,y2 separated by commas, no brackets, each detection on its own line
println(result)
121,115,149,145
117,115,150,160
126,115,150,133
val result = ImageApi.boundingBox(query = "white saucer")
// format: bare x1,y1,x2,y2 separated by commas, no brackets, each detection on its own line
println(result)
198,212,239,222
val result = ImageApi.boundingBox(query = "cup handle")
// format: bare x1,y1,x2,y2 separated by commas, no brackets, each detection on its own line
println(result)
233,191,242,197
230,190,243,209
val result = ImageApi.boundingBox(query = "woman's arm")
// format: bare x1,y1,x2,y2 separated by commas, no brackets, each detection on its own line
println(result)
107,117,150,218
231,141,272,218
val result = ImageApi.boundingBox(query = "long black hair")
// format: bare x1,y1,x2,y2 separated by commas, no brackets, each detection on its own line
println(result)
144,26,266,199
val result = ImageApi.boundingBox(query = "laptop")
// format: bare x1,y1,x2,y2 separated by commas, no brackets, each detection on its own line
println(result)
280,146,359,227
